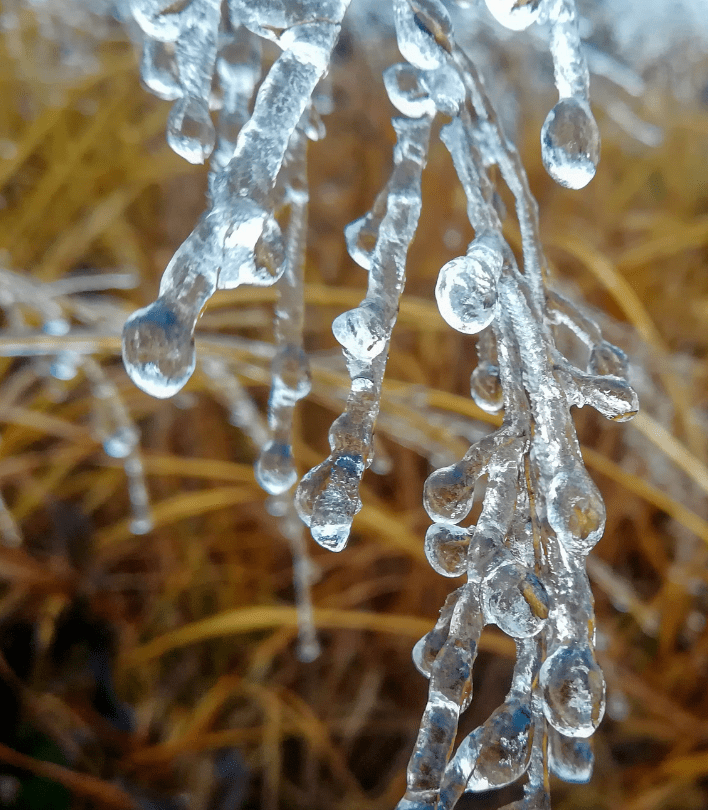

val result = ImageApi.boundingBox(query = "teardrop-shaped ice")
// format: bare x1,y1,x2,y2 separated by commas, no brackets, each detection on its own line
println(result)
470,362,504,414
482,561,549,638
546,466,605,555
549,728,594,783
392,0,452,71
580,376,639,422
141,38,181,100
541,97,600,190
122,299,196,399
435,236,503,335
167,95,215,164
425,523,470,577
540,643,606,737
383,63,436,119
484,0,542,31
255,441,298,495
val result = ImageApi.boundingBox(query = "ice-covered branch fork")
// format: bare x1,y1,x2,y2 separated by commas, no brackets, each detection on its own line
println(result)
121,0,637,806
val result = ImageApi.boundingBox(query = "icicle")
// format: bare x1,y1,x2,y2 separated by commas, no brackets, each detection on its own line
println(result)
296,114,431,551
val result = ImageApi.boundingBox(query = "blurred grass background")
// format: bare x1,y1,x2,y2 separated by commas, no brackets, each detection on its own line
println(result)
0,5,708,809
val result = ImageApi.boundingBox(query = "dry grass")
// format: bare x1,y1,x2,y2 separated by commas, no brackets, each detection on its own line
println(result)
0,9,707,810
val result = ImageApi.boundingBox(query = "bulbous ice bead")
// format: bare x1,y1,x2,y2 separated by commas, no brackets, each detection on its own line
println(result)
103,426,139,459
484,0,542,31
540,643,606,737
549,729,594,783
167,96,215,164
271,346,311,402
122,299,196,399
383,63,436,119
582,376,638,422
435,237,503,335
482,562,550,638
470,362,504,414
425,523,470,577
220,201,286,289
332,302,386,361
255,441,298,495
541,97,600,190
546,467,606,555
464,700,534,791
423,463,474,524
392,0,452,71
588,340,629,379
467,530,511,582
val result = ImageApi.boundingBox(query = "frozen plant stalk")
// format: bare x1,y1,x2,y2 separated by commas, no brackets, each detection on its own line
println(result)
121,0,637,807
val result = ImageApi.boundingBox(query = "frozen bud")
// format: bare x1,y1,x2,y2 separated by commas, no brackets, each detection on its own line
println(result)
540,642,606,737
484,0,542,31
546,467,606,555
435,234,503,335
482,562,550,638
541,97,600,190
425,523,470,577
470,362,504,414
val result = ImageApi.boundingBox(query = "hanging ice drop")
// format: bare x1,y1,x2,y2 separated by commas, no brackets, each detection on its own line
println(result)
541,97,600,190
546,466,605,555
167,96,216,164
424,523,470,577
435,233,503,335
484,0,542,31
482,561,550,638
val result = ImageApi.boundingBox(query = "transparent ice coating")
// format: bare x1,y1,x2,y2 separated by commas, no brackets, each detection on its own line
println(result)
484,0,542,31
549,729,594,783
392,0,452,71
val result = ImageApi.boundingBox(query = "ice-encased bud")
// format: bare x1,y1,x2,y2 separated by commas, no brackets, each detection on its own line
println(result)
546,467,605,555
220,201,287,288
470,362,504,414
588,340,629,379
392,0,452,71
122,299,196,399
423,463,475,523
482,562,549,637
255,441,298,495
383,63,436,119
332,301,387,360
484,0,542,31
435,234,503,335
540,643,606,737
425,523,470,577
167,96,216,164
464,699,534,791
541,97,600,190
549,729,594,783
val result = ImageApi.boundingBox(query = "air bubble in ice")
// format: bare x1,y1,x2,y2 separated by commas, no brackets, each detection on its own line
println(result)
540,643,606,737
482,562,549,638
541,97,600,190
167,95,216,164
425,523,470,577
122,299,196,399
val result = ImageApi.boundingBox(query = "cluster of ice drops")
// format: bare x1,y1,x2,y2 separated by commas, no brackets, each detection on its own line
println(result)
122,0,639,807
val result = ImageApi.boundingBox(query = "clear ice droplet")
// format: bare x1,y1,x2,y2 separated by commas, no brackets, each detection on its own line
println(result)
122,299,196,399
470,362,504,414
546,467,605,555
167,95,216,164
383,63,436,119
332,302,386,360
425,523,470,577
549,728,594,783
541,97,600,190
255,440,298,495
540,643,606,737
482,562,549,638
103,426,139,459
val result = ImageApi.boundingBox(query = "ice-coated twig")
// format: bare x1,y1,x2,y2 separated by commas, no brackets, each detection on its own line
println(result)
295,113,431,551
